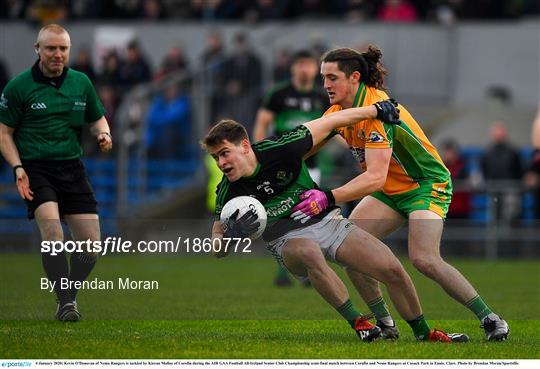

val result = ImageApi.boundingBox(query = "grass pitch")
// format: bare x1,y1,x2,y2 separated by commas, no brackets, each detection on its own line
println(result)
1,254,539,359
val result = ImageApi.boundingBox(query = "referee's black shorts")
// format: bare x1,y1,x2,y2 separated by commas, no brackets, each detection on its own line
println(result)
21,159,98,219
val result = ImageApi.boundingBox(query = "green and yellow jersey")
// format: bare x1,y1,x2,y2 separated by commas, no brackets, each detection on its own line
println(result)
325,83,452,217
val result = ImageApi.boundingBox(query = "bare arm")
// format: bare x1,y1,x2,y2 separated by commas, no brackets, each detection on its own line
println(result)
252,108,275,142
304,120,354,160
303,106,378,148
0,122,22,167
331,147,392,203
88,116,112,152
0,122,33,200
211,221,230,258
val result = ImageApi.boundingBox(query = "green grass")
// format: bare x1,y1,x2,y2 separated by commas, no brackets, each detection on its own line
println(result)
1,254,539,359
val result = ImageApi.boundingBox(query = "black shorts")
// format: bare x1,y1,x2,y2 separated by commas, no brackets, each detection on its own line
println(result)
22,159,98,219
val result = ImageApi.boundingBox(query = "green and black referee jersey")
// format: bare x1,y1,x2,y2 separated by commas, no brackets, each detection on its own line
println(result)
0,60,104,160
215,125,338,242
261,81,328,168
0,61,105,218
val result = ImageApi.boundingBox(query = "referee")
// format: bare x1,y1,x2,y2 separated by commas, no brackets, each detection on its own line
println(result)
0,24,112,321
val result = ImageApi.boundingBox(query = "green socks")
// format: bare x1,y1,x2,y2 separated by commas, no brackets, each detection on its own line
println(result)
336,299,363,328
367,296,392,323
406,315,431,340
276,264,289,278
466,295,494,320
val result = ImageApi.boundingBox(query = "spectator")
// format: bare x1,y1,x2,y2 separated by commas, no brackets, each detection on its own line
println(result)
71,47,96,81
26,0,69,25
98,50,125,90
81,82,119,157
146,82,191,158
200,31,226,123
441,139,471,219
272,47,292,83
99,0,122,18
216,32,262,132
0,0,28,19
69,0,103,19
98,84,120,130
309,39,328,60
108,0,141,18
458,0,509,19
428,0,458,26
243,0,288,22
119,40,152,88
289,0,333,19
345,0,377,21
378,0,418,22
223,33,262,95
190,0,240,20
481,121,523,220
201,31,225,67
141,0,167,19
154,43,190,81
163,0,193,18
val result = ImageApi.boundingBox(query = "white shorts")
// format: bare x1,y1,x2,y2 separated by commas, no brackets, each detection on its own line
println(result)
266,209,355,279
308,167,321,186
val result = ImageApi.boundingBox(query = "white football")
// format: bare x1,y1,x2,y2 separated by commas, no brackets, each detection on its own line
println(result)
220,196,267,240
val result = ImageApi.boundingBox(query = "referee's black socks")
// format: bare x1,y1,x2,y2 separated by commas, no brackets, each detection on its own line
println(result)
69,252,97,301
41,251,71,306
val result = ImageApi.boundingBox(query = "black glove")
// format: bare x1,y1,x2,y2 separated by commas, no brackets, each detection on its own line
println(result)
223,209,260,239
373,98,400,125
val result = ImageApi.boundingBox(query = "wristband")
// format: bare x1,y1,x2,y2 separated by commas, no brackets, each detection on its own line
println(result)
324,190,336,207
12,164,23,181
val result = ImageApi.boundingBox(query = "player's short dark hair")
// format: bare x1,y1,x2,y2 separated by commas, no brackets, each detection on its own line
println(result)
202,119,249,149
291,49,316,64
322,45,387,91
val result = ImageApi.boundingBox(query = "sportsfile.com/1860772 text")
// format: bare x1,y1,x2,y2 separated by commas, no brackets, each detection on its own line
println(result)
40,237,252,256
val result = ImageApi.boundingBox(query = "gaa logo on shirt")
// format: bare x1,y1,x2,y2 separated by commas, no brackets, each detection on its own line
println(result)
31,102,47,110
368,131,385,143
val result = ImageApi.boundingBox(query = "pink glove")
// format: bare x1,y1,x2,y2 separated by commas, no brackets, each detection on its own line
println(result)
290,189,335,223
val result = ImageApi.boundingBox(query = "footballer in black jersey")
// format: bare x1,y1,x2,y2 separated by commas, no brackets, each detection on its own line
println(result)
202,100,470,343
200,101,464,342
215,125,337,241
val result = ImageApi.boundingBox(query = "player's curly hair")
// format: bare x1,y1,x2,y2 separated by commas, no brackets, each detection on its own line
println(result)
321,45,387,91
202,119,249,149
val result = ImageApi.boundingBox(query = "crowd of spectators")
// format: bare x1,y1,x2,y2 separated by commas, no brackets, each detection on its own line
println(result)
440,121,539,221
1,25,538,219
1,0,539,25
